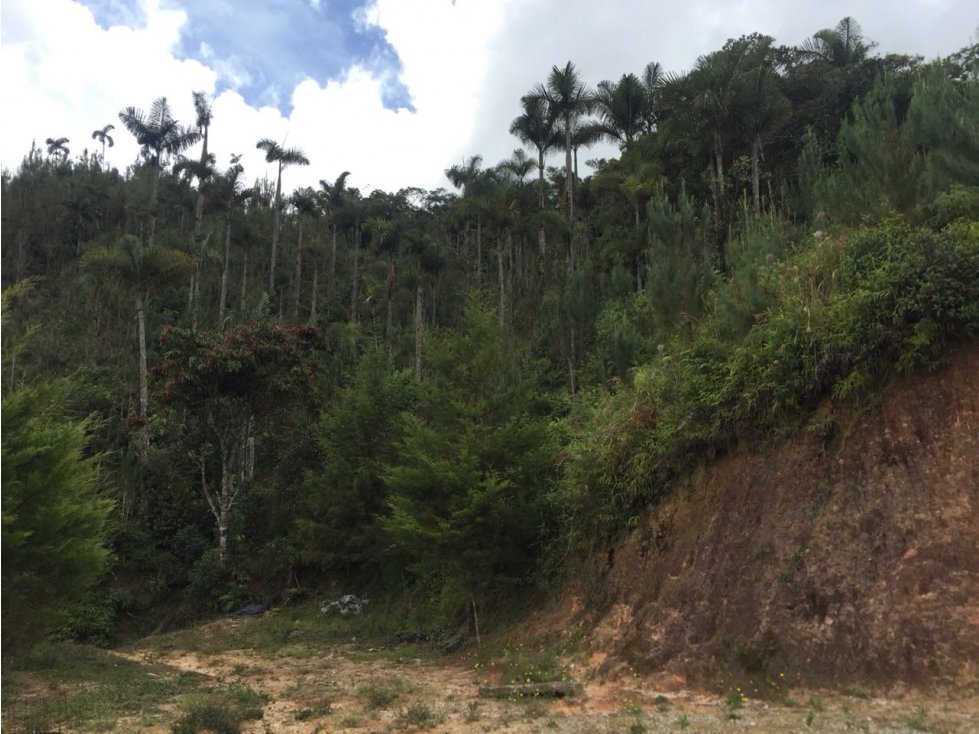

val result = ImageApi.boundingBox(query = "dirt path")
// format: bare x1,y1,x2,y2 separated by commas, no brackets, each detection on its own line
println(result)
113,619,979,734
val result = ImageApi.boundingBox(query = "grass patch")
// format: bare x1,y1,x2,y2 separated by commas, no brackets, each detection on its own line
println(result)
395,703,441,730
2,642,202,732
357,675,410,710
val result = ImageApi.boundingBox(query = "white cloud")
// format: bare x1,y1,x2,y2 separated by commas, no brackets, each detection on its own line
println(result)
2,0,975,197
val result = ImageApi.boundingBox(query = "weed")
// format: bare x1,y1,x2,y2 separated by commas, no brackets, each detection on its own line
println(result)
357,676,408,710
396,703,440,730
676,713,690,729
902,703,929,731
805,708,815,727
464,701,481,722
172,703,241,734
725,689,745,709
807,695,824,712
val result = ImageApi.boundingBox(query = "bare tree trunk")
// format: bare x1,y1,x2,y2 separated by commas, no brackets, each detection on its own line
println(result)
414,283,423,380
219,219,230,327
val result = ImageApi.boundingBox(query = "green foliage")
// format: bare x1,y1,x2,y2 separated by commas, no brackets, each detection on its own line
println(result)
2,386,113,654
560,220,979,542
298,349,415,580
384,307,557,624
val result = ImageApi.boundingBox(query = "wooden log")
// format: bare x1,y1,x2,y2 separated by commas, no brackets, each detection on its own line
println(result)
477,681,582,699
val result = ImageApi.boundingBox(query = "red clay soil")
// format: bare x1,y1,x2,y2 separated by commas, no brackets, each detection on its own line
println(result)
572,341,979,692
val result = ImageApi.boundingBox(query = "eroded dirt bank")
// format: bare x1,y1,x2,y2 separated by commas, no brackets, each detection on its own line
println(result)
574,341,979,691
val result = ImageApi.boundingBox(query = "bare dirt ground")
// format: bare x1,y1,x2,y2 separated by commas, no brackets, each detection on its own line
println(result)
101,615,979,734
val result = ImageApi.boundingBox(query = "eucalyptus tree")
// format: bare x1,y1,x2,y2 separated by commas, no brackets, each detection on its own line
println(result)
118,97,201,246
531,62,592,219
45,137,70,160
91,124,115,161
256,138,310,298
81,234,194,478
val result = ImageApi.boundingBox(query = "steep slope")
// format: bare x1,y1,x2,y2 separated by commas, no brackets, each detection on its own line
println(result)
578,341,979,690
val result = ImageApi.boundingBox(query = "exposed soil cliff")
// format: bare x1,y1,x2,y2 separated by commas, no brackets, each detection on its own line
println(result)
576,341,979,691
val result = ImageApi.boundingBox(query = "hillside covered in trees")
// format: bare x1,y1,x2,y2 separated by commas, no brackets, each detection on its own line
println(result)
3,17,978,678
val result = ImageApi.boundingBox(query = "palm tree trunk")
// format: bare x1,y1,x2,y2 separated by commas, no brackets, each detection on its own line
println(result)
135,292,150,464
751,133,762,213
329,222,338,305
310,263,319,325
269,162,282,296
537,150,546,209
476,215,482,290
241,251,248,308
219,219,231,328
350,226,360,324
414,283,423,380
507,230,514,321
147,164,161,246
565,122,574,219
293,221,303,321
497,233,505,326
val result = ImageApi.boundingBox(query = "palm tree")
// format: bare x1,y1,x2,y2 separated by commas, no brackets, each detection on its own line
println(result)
212,154,250,327
82,235,194,481
118,97,201,246
446,155,492,288
510,95,561,210
799,17,873,67
739,45,789,211
531,62,592,219
91,124,115,161
591,73,648,149
191,91,215,235
640,61,665,133
318,171,351,314
173,152,217,331
497,149,535,183
256,138,310,298
289,187,320,321
45,137,70,160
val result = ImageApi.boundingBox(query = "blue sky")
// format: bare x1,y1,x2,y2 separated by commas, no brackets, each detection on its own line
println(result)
79,0,414,112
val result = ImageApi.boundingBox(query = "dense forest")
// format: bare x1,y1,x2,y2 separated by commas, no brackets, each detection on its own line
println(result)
3,17,978,654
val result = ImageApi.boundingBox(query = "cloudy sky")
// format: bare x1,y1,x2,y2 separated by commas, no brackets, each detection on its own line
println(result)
2,0,976,195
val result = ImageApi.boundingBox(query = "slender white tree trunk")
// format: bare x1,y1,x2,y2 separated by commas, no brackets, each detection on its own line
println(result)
219,219,231,327
414,283,423,379
135,292,150,463
269,162,282,295
497,233,505,326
